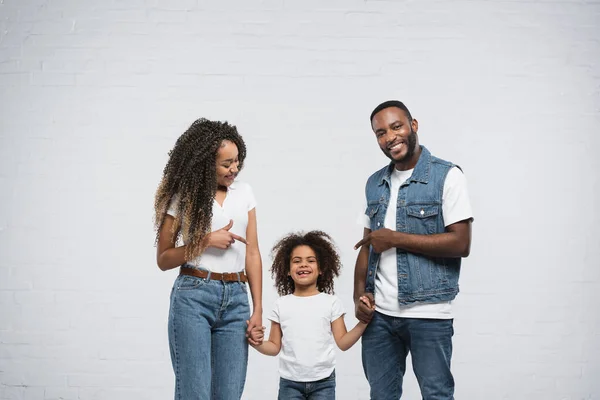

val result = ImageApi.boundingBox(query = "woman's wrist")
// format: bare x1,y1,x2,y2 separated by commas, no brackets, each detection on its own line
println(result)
202,233,212,248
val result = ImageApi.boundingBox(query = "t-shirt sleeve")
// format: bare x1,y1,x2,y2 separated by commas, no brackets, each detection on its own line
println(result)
267,299,280,324
357,197,370,229
442,167,474,227
245,183,257,211
166,194,179,217
330,295,346,322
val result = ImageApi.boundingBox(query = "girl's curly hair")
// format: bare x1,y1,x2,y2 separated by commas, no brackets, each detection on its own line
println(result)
154,118,247,260
270,231,341,296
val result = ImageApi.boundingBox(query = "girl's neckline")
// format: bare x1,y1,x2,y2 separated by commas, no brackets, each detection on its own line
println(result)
291,292,322,298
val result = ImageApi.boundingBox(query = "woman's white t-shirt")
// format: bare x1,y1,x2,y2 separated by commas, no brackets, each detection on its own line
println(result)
167,181,256,273
268,293,345,382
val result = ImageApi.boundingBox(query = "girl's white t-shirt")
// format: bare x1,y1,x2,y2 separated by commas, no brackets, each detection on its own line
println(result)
167,181,256,273
268,293,345,382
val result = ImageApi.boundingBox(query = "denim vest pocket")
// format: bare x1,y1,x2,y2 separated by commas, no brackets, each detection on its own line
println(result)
366,203,384,231
366,203,379,217
406,205,440,234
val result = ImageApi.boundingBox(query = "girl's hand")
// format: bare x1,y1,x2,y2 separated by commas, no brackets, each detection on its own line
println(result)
207,220,248,249
246,322,265,346
356,293,376,324
359,295,375,311
246,311,263,345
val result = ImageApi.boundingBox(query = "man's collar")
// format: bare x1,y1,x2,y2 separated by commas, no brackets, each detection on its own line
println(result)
378,146,431,186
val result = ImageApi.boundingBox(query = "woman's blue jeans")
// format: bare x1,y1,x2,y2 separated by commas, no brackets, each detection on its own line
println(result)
168,274,250,400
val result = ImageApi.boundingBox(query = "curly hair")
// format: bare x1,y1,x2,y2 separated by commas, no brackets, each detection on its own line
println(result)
270,231,341,296
154,118,247,260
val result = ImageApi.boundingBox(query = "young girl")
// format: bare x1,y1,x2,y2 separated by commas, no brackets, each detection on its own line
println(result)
154,118,263,400
248,231,373,400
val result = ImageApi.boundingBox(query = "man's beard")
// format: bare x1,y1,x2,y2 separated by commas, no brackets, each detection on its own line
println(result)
386,128,417,163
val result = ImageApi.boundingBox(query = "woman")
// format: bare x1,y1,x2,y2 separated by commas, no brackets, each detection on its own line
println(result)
154,118,263,400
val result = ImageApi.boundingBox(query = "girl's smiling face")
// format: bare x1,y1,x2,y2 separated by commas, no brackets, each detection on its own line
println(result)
289,245,320,290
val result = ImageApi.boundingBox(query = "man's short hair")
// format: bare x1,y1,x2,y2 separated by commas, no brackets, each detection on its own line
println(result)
370,100,413,123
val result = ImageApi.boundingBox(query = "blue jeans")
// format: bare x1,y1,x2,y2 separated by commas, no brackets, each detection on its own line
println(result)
362,312,454,400
278,371,336,400
168,274,250,400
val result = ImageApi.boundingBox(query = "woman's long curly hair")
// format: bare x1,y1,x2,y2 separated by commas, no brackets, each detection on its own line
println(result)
154,118,247,260
270,231,341,296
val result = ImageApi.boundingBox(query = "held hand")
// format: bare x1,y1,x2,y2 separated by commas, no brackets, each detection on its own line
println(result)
355,292,375,324
245,311,263,345
359,294,375,311
251,327,265,345
354,228,395,253
246,321,265,346
207,220,248,249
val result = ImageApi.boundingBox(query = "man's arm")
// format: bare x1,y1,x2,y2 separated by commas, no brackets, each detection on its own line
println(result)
395,220,471,257
245,208,263,338
354,228,375,323
354,219,472,258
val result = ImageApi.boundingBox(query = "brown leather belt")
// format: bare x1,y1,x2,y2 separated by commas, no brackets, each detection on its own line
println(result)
180,266,247,283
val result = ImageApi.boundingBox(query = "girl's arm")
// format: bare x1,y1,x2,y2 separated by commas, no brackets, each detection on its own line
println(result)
331,316,368,352
245,208,263,335
331,296,374,351
250,320,282,356
156,215,187,271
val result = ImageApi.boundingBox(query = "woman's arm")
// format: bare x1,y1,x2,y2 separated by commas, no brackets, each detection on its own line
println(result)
156,215,250,271
156,215,187,271
245,208,263,335
250,321,282,356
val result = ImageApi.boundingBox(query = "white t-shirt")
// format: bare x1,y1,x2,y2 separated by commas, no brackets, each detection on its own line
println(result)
358,167,473,319
268,293,345,382
167,181,256,274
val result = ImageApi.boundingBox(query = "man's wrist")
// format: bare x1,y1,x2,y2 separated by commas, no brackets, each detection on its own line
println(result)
354,294,369,306
390,230,404,249
353,293,364,304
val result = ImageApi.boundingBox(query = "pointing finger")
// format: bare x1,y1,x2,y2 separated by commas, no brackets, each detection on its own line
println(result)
231,234,248,245
354,236,369,250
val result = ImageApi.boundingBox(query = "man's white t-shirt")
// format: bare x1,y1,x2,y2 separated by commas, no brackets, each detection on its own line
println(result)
358,167,473,319
167,181,256,274
268,293,345,382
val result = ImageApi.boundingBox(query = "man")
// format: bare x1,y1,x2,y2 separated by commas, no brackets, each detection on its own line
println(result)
354,100,473,400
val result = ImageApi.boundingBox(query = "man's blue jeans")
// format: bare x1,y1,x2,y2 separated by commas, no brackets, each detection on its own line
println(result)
278,370,336,400
362,311,454,400
168,274,250,400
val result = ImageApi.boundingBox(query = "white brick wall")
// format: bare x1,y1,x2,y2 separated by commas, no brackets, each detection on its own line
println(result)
1,0,599,399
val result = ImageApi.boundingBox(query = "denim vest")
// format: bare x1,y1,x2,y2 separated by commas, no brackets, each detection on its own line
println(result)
364,146,461,304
